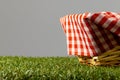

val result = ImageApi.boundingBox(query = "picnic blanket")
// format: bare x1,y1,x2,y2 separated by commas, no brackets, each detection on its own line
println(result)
60,12,120,57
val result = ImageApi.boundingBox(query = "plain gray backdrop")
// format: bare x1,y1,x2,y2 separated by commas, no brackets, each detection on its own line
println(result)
0,0,120,57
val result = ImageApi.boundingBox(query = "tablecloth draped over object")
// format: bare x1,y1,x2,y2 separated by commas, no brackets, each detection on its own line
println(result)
60,12,120,57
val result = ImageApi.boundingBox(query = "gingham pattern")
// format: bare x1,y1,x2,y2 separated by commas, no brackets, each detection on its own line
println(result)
60,12,120,57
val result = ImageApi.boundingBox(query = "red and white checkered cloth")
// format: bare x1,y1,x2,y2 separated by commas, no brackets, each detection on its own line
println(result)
60,12,120,57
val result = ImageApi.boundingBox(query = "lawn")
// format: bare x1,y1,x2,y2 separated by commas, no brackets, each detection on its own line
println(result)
0,56,120,80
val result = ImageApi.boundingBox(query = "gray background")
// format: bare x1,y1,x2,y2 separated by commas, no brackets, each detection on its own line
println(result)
0,0,120,57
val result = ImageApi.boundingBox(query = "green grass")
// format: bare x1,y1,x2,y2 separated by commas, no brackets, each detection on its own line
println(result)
0,56,120,80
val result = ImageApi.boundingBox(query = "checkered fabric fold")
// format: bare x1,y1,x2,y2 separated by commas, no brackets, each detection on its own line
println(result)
60,12,120,57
